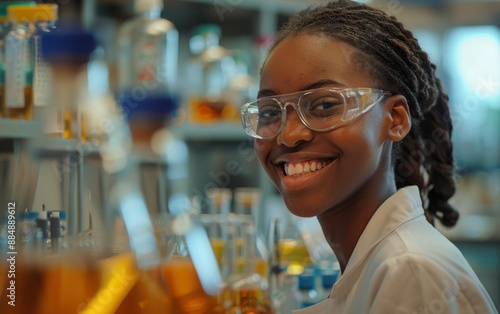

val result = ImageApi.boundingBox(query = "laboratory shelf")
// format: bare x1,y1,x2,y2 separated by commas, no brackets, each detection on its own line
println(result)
0,119,40,139
173,122,249,142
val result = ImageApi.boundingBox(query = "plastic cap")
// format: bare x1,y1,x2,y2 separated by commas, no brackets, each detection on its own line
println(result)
134,0,163,13
298,274,315,290
8,4,57,22
0,2,35,20
21,211,39,220
40,26,98,64
118,92,179,119
192,24,221,37
321,270,339,288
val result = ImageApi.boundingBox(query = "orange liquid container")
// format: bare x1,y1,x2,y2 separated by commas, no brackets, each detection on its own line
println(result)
188,97,238,123
161,257,217,314
36,258,101,313
6,86,33,119
0,256,44,314
229,287,275,314
75,251,172,314
210,237,225,270
0,253,101,314
115,267,173,314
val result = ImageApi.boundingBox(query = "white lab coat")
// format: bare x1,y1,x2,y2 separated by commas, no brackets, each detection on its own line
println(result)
293,186,498,314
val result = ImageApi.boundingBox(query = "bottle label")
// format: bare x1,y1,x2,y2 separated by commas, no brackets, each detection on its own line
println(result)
33,34,52,107
5,35,28,108
133,39,158,84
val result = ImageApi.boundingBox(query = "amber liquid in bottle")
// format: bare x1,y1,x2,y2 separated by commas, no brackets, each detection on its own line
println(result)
0,254,101,314
161,257,217,314
115,267,173,314
6,86,33,120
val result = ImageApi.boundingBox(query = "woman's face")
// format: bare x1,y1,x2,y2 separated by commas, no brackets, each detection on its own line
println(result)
255,32,393,217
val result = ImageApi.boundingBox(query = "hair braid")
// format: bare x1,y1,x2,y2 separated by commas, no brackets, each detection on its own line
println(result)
268,0,458,226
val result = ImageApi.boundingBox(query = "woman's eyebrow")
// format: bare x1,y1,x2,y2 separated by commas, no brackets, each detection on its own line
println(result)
257,89,276,98
257,79,345,98
303,79,344,90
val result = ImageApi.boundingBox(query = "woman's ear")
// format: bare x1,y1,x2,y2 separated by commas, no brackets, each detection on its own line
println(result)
385,94,411,142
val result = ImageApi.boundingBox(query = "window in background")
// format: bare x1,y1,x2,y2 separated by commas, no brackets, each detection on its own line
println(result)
445,26,500,172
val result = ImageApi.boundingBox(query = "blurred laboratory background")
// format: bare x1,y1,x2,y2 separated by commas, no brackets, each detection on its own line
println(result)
0,0,499,311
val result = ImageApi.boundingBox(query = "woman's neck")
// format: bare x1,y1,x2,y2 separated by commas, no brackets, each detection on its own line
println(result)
317,181,396,273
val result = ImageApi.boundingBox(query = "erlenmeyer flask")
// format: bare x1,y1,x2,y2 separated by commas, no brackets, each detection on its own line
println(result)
160,212,222,314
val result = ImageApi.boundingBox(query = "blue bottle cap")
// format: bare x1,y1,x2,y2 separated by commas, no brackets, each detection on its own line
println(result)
298,273,315,290
21,211,39,220
321,270,339,288
118,92,179,120
40,25,97,64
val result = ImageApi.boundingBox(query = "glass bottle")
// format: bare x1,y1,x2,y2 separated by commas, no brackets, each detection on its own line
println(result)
222,219,275,314
280,216,314,275
117,0,178,103
187,24,238,124
4,4,57,120
296,272,321,309
0,2,35,118
18,210,38,251
39,25,98,139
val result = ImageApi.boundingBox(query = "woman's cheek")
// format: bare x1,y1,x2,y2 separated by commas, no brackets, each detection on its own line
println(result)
253,140,268,163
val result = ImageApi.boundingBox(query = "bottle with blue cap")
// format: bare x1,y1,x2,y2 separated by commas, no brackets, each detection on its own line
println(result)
296,271,322,309
39,25,98,139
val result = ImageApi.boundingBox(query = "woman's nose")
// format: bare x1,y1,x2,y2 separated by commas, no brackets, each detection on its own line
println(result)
276,105,313,147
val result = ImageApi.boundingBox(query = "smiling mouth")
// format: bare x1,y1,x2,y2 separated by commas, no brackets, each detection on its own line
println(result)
282,158,335,176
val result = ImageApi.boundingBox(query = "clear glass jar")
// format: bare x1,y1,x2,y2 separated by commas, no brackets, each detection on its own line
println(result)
117,0,178,102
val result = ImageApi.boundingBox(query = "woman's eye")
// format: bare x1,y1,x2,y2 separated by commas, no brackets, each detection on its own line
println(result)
308,97,343,115
258,106,281,118
259,101,281,119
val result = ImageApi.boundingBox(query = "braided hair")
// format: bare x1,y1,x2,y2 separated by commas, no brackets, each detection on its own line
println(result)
268,0,459,227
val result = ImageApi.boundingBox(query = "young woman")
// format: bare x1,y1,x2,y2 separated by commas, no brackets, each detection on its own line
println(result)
240,0,498,312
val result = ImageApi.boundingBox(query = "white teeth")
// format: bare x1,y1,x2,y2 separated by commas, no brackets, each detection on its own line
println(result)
310,163,316,171
296,164,303,173
284,160,331,176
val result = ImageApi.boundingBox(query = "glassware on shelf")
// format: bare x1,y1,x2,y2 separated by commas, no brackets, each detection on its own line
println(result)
234,187,261,216
116,0,178,107
186,24,239,124
0,2,35,118
4,4,58,120
207,187,232,215
39,26,98,139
